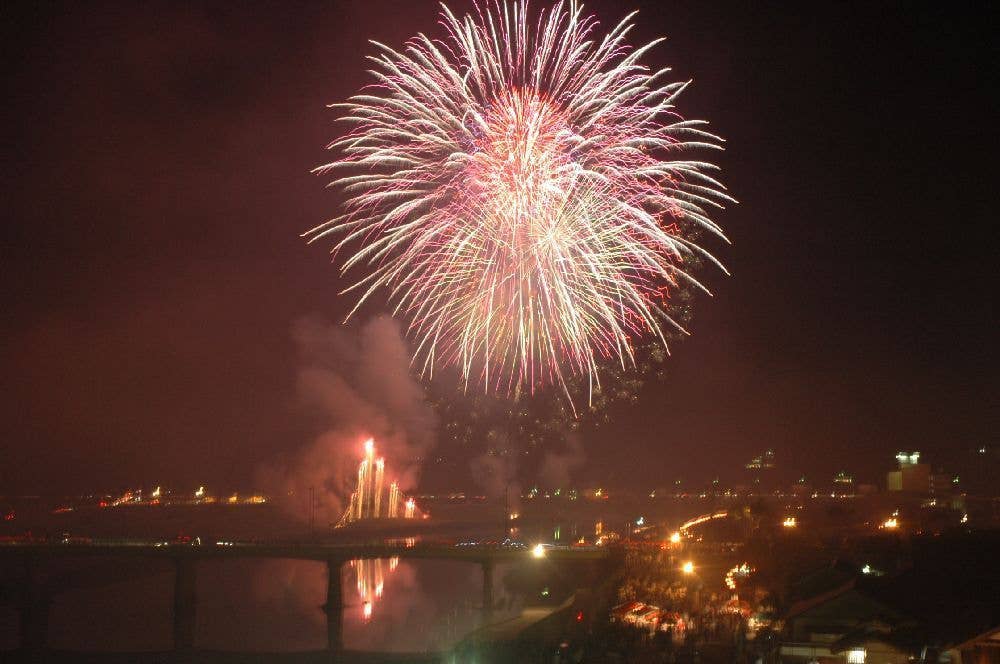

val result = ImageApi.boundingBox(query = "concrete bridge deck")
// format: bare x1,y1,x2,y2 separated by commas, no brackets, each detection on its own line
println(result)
0,541,608,563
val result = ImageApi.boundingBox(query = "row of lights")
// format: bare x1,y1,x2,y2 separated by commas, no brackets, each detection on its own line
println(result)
529,540,699,574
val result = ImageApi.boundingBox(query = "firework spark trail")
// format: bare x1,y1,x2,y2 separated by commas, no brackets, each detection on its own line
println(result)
307,0,733,405
338,438,419,526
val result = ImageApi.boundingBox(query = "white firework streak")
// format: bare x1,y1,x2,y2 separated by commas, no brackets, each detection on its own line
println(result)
306,0,734,406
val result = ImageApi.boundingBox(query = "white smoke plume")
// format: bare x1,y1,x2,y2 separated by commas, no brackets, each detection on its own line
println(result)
538,432,586,490
470,450,520,502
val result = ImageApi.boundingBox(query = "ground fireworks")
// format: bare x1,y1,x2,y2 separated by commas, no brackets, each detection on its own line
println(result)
338,438,418,526
308,0,732,401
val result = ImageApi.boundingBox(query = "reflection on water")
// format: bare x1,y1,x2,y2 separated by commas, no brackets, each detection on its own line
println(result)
203,557,506,653
0,557,522,654
48,559,174,651
350,557,399,621
342,559,520,652
198,558,327,651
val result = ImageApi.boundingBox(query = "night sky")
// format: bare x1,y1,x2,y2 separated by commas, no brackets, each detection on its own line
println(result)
2,1,996,494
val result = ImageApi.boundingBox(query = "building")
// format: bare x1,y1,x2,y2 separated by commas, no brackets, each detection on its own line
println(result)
779,581,911,664
833,471,855,497
777,532,1000,664
945,625,1000,663
779,578,1000,664
886,451,931,493
790,476,812,497
746,449,777,493
929,470,957,497
746,449,776,471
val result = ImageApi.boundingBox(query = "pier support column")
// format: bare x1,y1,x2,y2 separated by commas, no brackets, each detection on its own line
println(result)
481,559,495,624
172,556,197,656
18,556,49,654
325,558,344,654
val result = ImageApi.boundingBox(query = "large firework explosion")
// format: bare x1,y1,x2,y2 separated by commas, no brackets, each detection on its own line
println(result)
308,0,732,403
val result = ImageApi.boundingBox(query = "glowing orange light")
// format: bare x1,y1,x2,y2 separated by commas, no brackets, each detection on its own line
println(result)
339,438,419,525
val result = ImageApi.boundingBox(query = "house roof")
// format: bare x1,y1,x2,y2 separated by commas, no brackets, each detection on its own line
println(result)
785,579,857,620
783,531,1000,652
952,625,1000,652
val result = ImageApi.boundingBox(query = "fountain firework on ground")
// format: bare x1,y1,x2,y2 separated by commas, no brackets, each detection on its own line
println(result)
338,438,417,526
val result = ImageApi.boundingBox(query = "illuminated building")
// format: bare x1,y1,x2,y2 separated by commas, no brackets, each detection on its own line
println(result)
833,471,855,496
790,476,812,497
929,470,956,497
745,449,775,470
745,449,776,493
886,451,930,493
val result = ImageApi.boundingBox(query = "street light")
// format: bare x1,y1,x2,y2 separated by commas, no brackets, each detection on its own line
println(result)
682,561,694,575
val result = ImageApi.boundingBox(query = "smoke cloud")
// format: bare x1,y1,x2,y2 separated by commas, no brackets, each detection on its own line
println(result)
470,449,519,502
257,315,437,524
538,432,586,490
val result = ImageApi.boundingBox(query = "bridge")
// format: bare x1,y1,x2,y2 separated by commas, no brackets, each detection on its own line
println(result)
0,541,613,662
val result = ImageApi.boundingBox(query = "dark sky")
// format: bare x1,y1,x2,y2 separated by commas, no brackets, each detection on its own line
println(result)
2,1,996,494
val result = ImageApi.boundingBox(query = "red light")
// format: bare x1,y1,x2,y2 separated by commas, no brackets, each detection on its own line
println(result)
576,611,584,622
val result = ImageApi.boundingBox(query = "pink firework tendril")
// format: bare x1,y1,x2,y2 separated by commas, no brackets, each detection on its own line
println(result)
307,0,733,406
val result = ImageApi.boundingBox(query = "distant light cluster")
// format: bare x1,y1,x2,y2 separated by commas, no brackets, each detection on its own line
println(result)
94,486,267,508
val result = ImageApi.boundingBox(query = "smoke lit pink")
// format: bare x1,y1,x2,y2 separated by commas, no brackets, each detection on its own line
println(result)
338,438,418,525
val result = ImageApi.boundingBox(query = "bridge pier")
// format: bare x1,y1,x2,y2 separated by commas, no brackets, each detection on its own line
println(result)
0,542,611,662
172,556,197,656
18,556,49,654
481,559,494,624
325,558,344,654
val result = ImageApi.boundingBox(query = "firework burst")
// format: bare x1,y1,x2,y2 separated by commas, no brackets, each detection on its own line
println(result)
307,0,733,403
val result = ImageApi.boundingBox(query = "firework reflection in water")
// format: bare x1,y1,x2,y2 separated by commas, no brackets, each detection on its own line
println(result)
351,557,401,621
